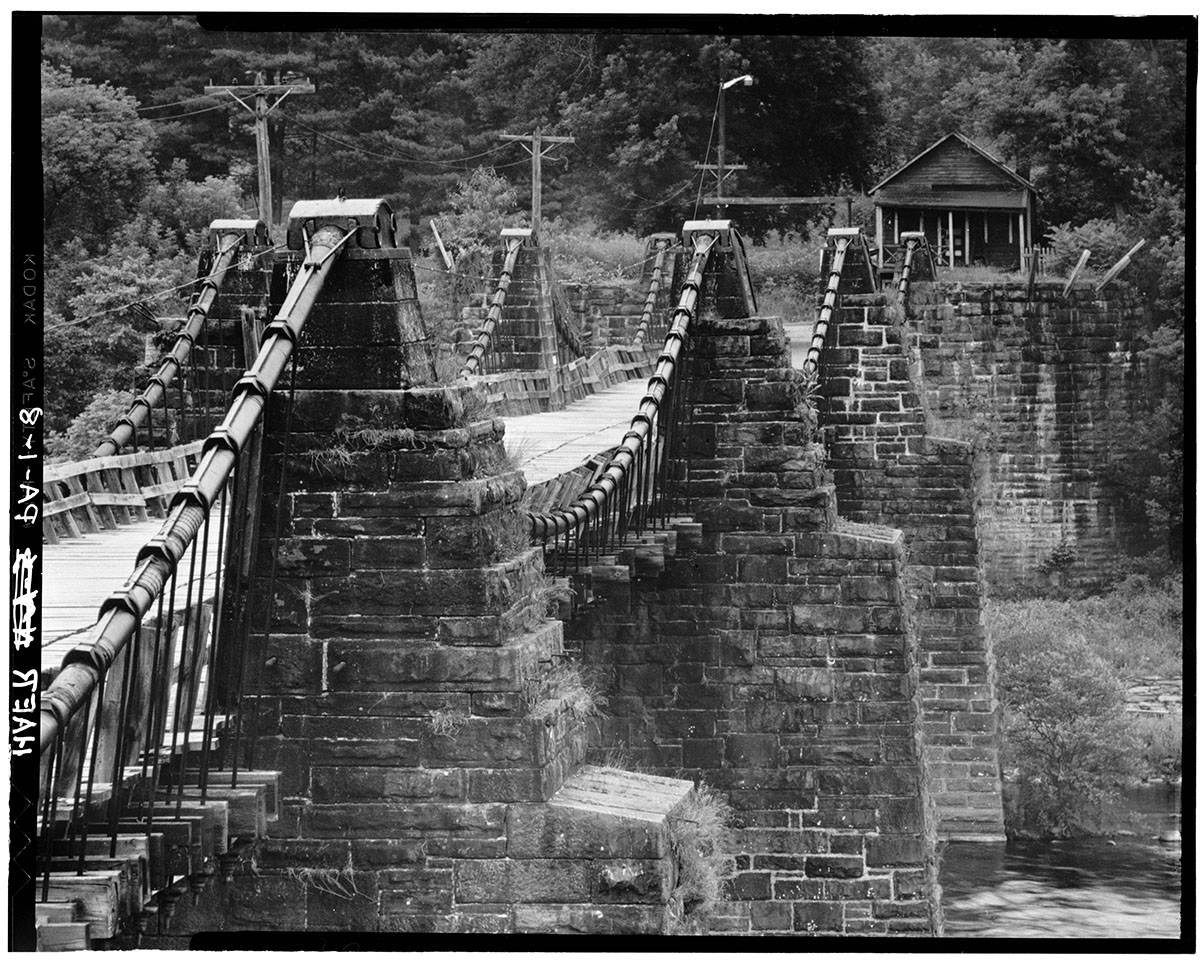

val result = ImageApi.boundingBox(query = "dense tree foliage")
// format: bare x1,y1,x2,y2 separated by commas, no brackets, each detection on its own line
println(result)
42,21,1186,245
41,54,246,434
866,36,1188,228
40,21,883,237
42,62,158,250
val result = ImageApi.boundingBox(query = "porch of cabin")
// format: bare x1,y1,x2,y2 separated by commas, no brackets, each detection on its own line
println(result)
874,205,1030,278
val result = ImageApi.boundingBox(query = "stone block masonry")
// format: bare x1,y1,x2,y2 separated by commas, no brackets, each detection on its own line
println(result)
562,277,674,349
903,282,1154,590
567,296,943,934
184,240,275,436
151,248,695,938
821,293,1004,841
459,244,569,407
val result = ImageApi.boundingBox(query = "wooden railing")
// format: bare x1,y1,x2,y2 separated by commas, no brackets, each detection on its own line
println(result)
42,442,206,544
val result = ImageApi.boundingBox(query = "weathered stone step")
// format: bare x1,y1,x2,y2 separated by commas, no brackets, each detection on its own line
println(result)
48,823,169,890
156,787,264,838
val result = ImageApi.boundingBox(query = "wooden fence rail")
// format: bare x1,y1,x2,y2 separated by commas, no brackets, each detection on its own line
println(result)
42,441,206,545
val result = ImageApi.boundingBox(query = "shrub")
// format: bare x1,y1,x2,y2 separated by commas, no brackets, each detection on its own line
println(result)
539,218,644,284
988,575,1181,677
745,229,825,322
665,783,735,933
994,630,1139,838
1128,714,1183,780
435,167,525,254
139,159,247,251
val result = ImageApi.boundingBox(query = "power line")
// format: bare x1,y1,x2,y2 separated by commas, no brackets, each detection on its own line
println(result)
609,173,700,211
692,97,721,221
136,93,223,113
273,114,696,210
286,114,510,168
144,101,235,122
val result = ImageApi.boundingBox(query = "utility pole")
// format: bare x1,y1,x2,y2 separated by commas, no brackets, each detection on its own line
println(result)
205,71,315,230
697,74,754,218
694,162,748,211
498,128,575,238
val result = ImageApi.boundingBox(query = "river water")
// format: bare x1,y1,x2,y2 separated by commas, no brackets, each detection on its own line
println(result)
939,785,1186,939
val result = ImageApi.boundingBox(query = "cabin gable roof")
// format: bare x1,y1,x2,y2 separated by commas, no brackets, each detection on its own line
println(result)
869,132,1036,196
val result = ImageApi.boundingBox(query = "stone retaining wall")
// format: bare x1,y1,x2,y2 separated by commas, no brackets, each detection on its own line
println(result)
561,280,673,349
903,282,1156,590
1125,676,1184,716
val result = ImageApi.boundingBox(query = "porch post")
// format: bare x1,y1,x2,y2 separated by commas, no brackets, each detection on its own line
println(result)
876,205,885,270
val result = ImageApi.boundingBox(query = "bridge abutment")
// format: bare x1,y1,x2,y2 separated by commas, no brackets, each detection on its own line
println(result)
903,282,1157,588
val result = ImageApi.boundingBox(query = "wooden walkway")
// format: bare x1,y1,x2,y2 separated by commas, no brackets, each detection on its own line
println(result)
502,322,810,486
502,379,650,486
40,325,817,670
41,515,224,673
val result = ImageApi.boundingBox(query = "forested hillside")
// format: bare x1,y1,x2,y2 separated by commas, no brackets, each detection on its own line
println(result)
42,22,1186,236
39,20,1188,559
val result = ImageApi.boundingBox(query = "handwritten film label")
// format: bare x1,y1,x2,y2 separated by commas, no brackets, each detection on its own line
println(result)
11,251,42,762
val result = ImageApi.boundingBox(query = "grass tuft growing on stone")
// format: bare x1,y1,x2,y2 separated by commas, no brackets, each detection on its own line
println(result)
283,867,364,901
430,704,470,736
336,425,419,450
526,663,608,721
305,445,355,476
665,783,736,934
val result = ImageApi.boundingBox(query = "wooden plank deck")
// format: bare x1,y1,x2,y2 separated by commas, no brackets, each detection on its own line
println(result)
502,379,651,486
502,322,811,486
41,518,225,674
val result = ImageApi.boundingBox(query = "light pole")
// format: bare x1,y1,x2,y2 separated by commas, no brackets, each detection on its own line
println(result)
717,74,754,217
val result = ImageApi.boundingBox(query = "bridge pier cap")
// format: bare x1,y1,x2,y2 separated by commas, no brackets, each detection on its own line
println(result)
500,226,536,247
285,198,399,250
207,218,270,249
681,218,732,247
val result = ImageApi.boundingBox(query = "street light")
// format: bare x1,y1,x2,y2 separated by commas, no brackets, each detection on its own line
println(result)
717,75,754,216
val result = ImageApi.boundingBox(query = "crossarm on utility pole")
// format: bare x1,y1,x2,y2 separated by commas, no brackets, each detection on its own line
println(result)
498,129,576,238
204,77,316,230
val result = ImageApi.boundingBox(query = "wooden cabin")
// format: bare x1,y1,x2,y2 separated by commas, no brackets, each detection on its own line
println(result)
869,132,1036,273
